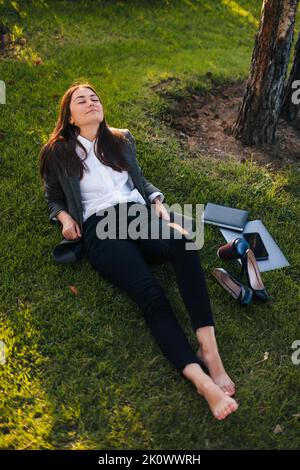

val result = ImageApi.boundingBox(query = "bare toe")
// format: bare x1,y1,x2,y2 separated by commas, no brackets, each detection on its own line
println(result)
199,380,238,421
230,401,238,412
224,383,236,396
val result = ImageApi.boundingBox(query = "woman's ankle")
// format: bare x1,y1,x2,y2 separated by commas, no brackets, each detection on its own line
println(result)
196,326,218,354
182,362,211,390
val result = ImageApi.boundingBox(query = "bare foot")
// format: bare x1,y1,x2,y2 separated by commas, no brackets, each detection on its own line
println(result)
197,379,238,420
196,347,236,396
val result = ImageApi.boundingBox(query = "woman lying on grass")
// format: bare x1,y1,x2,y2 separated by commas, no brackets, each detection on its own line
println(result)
39,82,238,420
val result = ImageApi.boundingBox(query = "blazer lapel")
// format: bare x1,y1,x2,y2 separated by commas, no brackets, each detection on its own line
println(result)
69,176,84,225
122,146,149,205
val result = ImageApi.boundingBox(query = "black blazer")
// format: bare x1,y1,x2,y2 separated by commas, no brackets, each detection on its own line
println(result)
44,129,165,264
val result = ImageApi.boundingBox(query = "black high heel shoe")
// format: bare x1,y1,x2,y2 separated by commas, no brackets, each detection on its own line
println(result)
240,249,270,301
217,237,270,302
212,268,253,305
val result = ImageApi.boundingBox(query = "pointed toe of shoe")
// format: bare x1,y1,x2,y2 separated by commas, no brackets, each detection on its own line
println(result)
253,289,270,302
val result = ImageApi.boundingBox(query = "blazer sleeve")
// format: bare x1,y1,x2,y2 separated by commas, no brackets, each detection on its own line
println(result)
44,171,68,224
126,130,165,203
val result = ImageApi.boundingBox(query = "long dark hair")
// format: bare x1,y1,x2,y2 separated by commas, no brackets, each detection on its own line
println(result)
39,82,131,180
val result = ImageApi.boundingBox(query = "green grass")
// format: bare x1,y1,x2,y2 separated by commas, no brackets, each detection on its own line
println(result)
1,0,300,450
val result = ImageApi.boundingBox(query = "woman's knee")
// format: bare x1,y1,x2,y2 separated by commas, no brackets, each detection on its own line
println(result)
130,276,164,302
138,285,174,326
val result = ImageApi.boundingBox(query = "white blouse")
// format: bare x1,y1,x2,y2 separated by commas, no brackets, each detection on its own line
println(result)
76,134,164,223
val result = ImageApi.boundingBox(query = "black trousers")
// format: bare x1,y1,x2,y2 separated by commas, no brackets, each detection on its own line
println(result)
83,202,215,374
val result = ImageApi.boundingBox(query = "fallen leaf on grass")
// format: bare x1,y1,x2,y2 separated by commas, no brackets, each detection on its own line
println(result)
69,285,78,295
253,351,269,365
273,424,284,434
263,351,269,361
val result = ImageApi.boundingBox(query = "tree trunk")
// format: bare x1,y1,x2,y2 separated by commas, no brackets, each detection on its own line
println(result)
281,30,300,122
0,22,10,50
232,0,299,146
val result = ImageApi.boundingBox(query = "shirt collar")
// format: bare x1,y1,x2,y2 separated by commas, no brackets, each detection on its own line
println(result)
77,134,96,155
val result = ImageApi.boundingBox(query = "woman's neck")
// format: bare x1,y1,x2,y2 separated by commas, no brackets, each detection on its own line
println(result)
78,125,98,142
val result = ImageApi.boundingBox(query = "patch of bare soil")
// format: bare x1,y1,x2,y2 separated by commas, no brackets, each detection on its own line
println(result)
151,77,300,170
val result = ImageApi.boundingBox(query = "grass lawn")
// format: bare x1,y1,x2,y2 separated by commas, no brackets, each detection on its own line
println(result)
0,0,300,450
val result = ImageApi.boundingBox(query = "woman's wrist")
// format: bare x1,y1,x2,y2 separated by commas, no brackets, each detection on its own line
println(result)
56,210,71,224
152,196,162,204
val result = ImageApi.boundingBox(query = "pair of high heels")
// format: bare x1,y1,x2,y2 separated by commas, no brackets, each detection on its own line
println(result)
213,237,270,305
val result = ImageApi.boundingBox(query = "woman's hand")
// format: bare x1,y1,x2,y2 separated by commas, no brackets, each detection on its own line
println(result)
152,197,170,221
60,213,82,240
152,197,189,236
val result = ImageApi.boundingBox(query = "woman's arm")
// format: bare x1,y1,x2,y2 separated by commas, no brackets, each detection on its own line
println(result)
44,172,68,224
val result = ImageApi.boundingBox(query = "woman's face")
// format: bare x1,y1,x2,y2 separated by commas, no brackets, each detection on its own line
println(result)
69,87,104,129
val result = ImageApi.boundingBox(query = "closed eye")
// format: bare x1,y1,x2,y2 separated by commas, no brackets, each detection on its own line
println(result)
78,99,99,104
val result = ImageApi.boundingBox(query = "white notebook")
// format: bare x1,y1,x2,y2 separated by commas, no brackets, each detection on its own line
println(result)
220,220,289,272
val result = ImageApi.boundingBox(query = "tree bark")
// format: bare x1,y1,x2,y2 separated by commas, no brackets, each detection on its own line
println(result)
0,22,10,50
232,0,299,146
281,30,300,122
